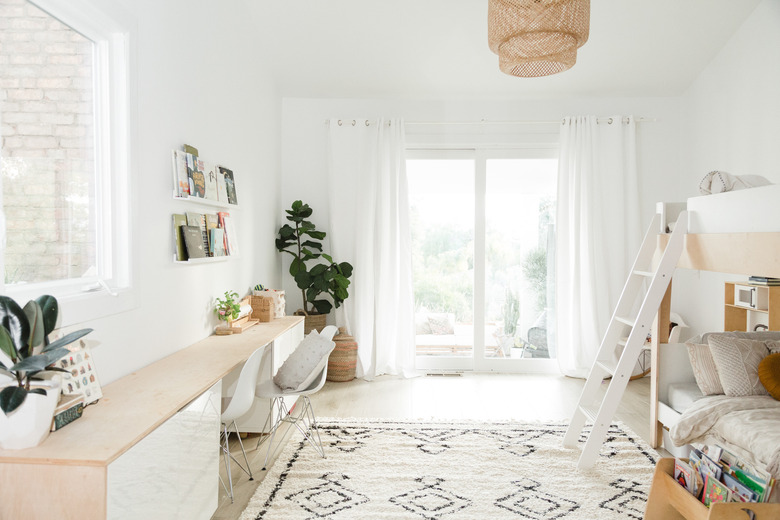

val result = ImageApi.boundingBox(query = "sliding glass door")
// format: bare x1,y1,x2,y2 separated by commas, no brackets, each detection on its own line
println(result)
409,149,558,372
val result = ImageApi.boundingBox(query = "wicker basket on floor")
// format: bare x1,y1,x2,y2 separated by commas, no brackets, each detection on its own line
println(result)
295,310,327,334
327,327,357,382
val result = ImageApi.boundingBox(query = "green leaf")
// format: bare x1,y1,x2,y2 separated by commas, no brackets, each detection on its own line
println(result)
305,230,326,240
0,326,17,364
339,262,354,278
334,275,350,289
294,271,312,290
291,200,303,212
10,355,51,373
0,296,30,357
0,386,28,415
309,264,328,277
35,295,58,336
334,287,348,301
42,329,92,353
23,300,45,353
305,287,320,302
278,224,296,238
321,253,333,263
301,241,322,250
312,300,332,315
289,257,305,277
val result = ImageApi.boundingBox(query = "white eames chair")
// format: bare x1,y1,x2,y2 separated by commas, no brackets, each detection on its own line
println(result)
256,325,338,471
219,345,267,502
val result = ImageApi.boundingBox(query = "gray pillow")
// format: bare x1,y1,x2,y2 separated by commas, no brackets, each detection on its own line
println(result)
273,330,335,392
707,336,771,397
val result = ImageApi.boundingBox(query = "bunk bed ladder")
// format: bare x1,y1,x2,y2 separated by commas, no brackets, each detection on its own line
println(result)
562,210,688,470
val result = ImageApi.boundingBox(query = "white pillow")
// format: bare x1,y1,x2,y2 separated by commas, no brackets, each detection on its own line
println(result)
273,330,336,392
707,336,770,397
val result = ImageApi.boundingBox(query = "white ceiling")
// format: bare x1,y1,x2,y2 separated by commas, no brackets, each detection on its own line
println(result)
251,0,762,100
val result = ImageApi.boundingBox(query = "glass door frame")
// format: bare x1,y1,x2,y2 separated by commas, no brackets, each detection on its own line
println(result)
409,147,559,374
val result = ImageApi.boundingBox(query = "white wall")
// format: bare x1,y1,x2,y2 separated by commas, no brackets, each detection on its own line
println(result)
77,0,281,384
673,0,780,336
279,96,685,313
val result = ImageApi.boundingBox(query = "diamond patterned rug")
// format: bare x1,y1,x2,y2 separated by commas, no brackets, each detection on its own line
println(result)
241,418,658,519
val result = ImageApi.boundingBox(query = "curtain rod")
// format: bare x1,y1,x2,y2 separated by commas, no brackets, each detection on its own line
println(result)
324,117,656,126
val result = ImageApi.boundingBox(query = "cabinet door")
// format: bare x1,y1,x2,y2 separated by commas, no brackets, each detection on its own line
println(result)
107,381,221,520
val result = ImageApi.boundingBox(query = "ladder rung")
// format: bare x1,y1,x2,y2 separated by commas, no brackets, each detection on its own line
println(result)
595,359,617,376
615,316,635,327
633,270,654,278
617,337,627,346
579,405,599,423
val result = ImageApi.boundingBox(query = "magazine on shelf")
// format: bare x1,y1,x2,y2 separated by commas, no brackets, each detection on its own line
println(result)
172,213,188,261
219,166,238,205
202,160,219,201
186,153,206,198
172,149,189,197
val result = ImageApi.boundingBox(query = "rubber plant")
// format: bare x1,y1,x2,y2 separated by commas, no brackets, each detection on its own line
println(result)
0,295,92,415
275,200,353,315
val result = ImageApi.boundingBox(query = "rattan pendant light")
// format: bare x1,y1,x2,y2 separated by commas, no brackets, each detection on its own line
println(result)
488,0,590,77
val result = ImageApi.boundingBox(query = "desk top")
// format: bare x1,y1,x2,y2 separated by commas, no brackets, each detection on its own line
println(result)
0,316,303,466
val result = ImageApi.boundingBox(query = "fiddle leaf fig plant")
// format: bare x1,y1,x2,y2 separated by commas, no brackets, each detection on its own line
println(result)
276,200,353,315
0,295,92,415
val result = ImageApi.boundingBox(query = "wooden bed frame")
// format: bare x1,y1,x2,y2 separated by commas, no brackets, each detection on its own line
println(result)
650,232,780,448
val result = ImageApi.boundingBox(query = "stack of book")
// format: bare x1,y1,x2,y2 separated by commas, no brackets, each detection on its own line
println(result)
673,444,776,506
172,211,237,261
748,276,780,286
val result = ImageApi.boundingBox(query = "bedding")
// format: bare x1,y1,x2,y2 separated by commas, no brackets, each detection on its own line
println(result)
707,336,771,397
698,170,771,195
669,394,780,481
666,382,704,413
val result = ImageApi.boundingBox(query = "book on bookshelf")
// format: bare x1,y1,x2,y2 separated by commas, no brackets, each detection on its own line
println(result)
172,149,189,197
186,211,209,256
219,166,238,205
182,225,206,258
220,212,239,256
217,167,229,203
702,474,731,506
173,213,188,261
202,160,219,201
186,153,206,198
210,227,226,257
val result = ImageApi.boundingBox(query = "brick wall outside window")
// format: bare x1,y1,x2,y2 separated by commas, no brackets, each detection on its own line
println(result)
0,0,96,284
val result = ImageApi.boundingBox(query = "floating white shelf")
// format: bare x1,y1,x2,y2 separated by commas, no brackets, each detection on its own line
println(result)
172,193,238,209
173,255,235,264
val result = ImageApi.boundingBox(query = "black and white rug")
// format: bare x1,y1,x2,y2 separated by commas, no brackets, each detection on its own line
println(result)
241,418,658,519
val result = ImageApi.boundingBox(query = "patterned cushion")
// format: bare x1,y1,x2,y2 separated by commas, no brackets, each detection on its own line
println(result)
707,336,770,397
273,330,335,392
758,353,780,401
685,342,724,395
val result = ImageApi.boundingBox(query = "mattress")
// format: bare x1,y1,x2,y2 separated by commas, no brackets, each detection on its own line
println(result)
666,382,704,413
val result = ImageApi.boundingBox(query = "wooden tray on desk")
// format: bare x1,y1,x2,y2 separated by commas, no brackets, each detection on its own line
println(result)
229,315,258,333
644,458,780,519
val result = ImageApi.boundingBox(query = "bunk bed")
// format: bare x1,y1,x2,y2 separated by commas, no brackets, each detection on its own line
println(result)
650,185,780,504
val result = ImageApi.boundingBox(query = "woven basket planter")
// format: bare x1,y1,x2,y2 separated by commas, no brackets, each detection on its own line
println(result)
295,310,327,334
327,327,357,382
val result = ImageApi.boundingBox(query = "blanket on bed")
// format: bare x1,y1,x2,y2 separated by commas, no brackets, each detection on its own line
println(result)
669,395,780,479
699,170,772,195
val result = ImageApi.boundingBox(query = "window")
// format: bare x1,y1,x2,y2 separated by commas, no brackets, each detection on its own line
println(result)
0,0,134,324
408,149,558,372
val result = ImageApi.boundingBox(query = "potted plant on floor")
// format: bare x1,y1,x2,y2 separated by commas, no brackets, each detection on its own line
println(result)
276,200,353,333
0,294,93,449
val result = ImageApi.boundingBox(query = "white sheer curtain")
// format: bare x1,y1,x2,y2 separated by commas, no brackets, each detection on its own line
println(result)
555,116,641,378
327,118,416,379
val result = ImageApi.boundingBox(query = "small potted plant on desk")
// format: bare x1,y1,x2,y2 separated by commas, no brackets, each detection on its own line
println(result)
0,295,92,449
214,290,241,335
276,200,353,333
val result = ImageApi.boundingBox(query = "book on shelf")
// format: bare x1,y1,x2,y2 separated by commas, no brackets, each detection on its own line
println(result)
172,149,189,197
210,227,226,257
172,213,188,261
204,213,218,256
219,212,239,256
183,143,199,156
675,444,777,507
748,276,780,286
186,153,206,198
219,166,238,205
186,211,209,256
182,225,206,258
217,167,229,203
202,160,219,201
51,394,84,432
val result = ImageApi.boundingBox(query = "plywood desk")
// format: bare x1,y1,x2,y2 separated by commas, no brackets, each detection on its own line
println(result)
0,316,303,520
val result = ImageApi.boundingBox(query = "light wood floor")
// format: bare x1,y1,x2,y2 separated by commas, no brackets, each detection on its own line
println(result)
210,373,666,520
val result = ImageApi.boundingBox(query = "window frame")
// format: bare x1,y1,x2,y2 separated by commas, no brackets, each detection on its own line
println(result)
407,146,560,374
0,0,137,326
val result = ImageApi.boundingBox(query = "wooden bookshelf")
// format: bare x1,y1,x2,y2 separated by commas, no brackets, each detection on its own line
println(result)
724,281,780,331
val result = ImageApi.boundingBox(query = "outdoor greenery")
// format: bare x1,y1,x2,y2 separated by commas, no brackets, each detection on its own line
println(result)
276,200,353,316
522,246,547,311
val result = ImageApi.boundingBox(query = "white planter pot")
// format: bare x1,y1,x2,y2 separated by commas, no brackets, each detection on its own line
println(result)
0,380,61,450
